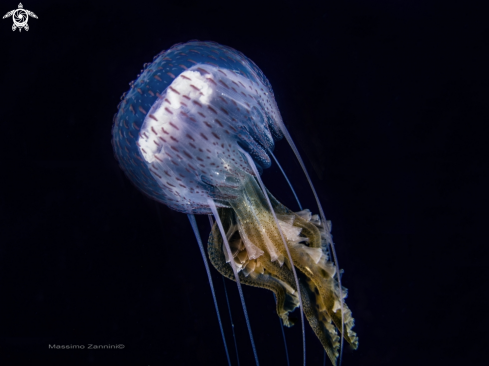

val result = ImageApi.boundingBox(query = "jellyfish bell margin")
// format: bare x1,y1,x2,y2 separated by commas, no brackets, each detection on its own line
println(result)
111,40,358,366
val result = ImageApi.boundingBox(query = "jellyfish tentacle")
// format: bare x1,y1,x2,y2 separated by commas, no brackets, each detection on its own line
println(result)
268,190,359,355
272,119,347,365
239,147,307,366
299,280,340,366
273,293,291,366
262,148,298,365
187,214,232,366
208,214,241,366
207,198,260,366
221,277,241,366
207,208,299,327
269,149,302,211
207,200,357,366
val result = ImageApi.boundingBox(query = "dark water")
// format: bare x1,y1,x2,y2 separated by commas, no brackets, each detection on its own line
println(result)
1,0,487,365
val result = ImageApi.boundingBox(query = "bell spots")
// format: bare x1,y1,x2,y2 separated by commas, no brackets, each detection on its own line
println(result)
219,80,229,89
154,75,162,81
181,75,191,80
207,106,217,114
167,72,176,78
197,67,209,74
165,107,173,114
169,86,180,94
151,170,162,179
138,106,147,114
149,115,158,122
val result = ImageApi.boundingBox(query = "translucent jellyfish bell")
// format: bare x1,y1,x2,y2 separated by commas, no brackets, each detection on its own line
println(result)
112,41,358,366
112,41,283,214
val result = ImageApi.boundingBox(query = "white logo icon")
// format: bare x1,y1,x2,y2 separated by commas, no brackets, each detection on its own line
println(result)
3,3,37,32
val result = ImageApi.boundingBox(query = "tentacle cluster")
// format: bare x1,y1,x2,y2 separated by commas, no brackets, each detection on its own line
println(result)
207,174,358,365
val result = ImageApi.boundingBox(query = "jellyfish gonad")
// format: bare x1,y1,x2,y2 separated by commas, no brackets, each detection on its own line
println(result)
111,40,358,365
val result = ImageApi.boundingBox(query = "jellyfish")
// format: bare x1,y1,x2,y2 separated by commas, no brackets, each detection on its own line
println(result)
111,40,358,365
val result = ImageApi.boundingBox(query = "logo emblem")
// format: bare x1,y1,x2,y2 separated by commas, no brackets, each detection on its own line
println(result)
3,3,37,32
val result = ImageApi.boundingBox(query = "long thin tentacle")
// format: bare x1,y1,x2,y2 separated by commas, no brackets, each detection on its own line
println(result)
207,198,260,366
222,276,241,366
267,151,296,366
208,215,241,366
274,293,291,366
274,120,345,366
239,147,306,366
187,214,232,366
269,149,302,211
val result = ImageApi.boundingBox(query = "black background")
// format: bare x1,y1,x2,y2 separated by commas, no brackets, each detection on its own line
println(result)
1,0,487,365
